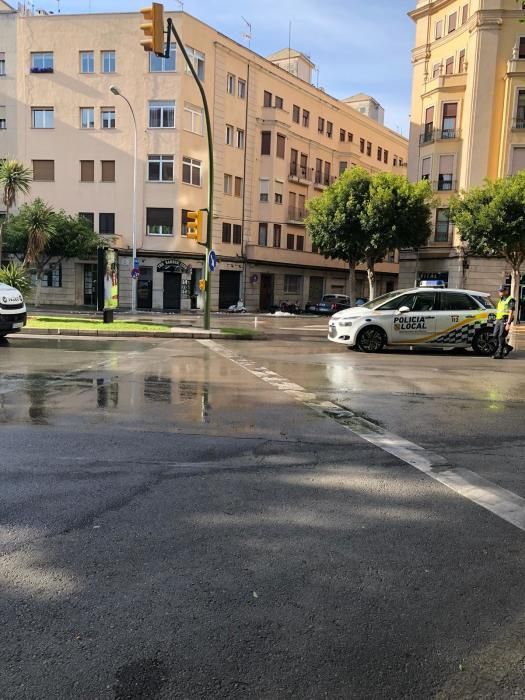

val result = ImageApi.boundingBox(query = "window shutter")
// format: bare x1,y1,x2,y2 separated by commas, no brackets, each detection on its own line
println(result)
439,155,454,174
33,160,54,181
511,147,525,174
147,208,173,226
80,160,94,182
101,160,115,182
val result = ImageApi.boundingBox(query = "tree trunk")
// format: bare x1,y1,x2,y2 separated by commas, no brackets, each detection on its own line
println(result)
367,261,376,301
347,261,356,307
33,271,42,308
511,266,521,325
0,204,8,268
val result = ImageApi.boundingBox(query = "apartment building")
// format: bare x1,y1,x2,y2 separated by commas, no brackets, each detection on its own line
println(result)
0,2,408,311
404,0,525,316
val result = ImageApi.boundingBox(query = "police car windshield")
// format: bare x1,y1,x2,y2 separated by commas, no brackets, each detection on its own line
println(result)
360,290,410,310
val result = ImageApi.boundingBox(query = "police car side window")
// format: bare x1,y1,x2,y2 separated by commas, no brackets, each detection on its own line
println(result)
377,293,416,311
412,293,436,311
439,293,479,311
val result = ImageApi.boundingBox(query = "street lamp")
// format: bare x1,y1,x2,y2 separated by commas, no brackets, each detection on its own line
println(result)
110,85,138,313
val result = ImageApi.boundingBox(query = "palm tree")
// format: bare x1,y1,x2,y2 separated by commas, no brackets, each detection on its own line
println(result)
0,159,32,266
20,198,56,268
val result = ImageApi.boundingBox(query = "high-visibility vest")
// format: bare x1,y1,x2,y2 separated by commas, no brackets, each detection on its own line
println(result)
496,296,514,320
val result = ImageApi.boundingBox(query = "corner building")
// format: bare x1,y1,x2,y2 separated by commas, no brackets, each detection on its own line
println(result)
404,0,525,315
0,2,408,311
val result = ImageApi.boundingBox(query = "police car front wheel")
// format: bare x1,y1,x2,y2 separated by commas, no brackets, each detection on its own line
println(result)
356,327,386,353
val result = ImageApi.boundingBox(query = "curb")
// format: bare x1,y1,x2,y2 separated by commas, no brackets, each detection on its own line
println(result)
18,328,264,340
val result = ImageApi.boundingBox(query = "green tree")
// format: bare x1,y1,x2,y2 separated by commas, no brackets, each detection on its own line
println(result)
0,261,32,296
0,159,32,266
450,172,525,320
4,202,102,304
306,167,433,301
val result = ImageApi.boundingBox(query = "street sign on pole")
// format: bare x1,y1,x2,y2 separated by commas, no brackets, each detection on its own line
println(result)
208,250,217,272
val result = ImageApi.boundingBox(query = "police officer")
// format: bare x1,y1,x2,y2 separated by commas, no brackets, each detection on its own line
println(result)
493,285,515,359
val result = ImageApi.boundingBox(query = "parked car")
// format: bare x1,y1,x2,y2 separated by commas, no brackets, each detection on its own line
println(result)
0,283,27,338
316,294,352,315
328,287,497,354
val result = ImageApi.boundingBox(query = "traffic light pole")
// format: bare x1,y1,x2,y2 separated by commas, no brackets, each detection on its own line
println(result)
165,18,213,331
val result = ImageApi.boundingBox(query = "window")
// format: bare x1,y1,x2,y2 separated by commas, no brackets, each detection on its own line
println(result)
273,224,281,248
348,132,353,142
99,213,115,235
80,160,94,182
435,208,451,242
296,236,304,251
236,128,245,149
185,46,205,80
234,176,243,197
377,146,382,161
225,124,234,146
33,160,53,182
366,141,372,157
149,44,176,72
516,90,525,127
275,96,283,109
276,133,286,159
182,157,201,186
435,20,443,40
448,12,457,33
31,107,54,129
227,73,236,94
80,107,94,129
339,161,347,176
31,52,53,72
183,103,203,134
315,158,322,183
101,160,115,182
433,62,441,78
284,274,301,293
146,207,173,236
0,105,5,130
275,180,283,204
520,37,525,59
458,49,465,73
259,178,269,202
445,56,454,75
222,222,232,243
149,100,175,128
421,156,431,181
318,117,325,134
43,265,62,288
101,50,115,73
258,223,268,246
441,103,457,137
340,129,346,142
324,162,331,185
233,224,242,244
302,109,310,127
238,79,246,99
286,234,294,250
327,121,333,138
292,104,300,123
261,131,271,155
438,154,454,190
424,106,434,140
290,148,298,176
79,212,94,228
101,108,115,129
384,150,389,164
263,90,272,107
440,292,479,311
224,173,232,195
300,153,308,179
0,52,5,76
80,51,94,73
461,4,468,24
360,138,365,153
148,154,174,182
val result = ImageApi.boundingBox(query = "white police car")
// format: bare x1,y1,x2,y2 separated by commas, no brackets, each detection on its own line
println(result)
0,283,27,338
328,285,497,354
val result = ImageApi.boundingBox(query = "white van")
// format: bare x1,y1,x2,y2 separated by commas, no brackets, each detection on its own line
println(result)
0,283,27,338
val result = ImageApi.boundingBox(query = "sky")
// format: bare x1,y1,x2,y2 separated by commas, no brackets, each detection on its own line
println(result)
39,0,416,133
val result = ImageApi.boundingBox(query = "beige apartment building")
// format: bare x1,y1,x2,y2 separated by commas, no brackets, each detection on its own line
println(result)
404,0,525,318
0,2,408,311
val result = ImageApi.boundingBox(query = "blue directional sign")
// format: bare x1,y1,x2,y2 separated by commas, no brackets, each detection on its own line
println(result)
208,250,217,272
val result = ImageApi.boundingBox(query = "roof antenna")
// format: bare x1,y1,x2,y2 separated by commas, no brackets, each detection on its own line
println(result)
241,16,251,48
176,0,184,9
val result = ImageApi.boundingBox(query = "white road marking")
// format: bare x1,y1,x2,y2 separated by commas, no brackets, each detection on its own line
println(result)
199,339,525,533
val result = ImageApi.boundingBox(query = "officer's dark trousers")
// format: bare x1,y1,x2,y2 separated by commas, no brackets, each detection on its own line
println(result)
493,319,510,356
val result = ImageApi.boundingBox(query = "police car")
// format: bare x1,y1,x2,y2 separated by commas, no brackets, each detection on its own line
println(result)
0,282,27,338
328,282,497,354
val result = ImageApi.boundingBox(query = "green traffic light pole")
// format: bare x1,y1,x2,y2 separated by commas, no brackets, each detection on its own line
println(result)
165,18,213,331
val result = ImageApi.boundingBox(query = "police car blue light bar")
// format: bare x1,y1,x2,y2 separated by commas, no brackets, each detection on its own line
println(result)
419,280,446,288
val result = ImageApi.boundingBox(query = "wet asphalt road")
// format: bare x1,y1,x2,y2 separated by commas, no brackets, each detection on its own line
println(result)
1,334,525,699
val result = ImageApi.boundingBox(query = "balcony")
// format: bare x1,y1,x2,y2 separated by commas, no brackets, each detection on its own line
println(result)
287,206,306,223
419,128,461,145
30,67,53,74
313,173,335,190
512,118,525,130
433,179,457,192
288,165,313,183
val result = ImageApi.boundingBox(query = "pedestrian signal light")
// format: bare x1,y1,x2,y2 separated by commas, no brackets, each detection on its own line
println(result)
140,3,164,55
199,279,206,291
186,210,204,242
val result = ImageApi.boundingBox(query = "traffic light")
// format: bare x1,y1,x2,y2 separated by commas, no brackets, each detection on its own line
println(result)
186,210,204,242
199,279,206,291
140,3,164,55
